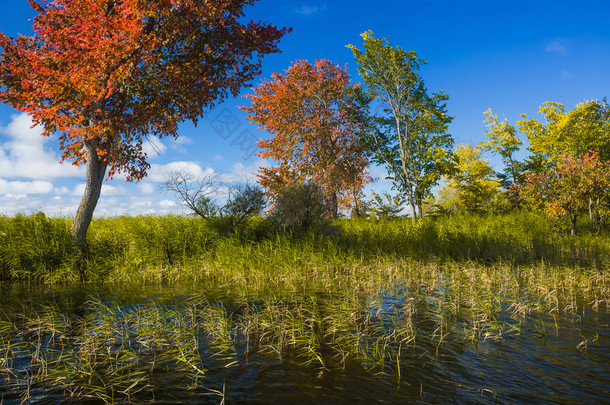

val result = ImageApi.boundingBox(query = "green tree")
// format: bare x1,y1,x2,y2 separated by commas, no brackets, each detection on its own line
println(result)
518,99,610,169
439,144,500,213
348,31,454,219
368,191,407,219
483,109,524,188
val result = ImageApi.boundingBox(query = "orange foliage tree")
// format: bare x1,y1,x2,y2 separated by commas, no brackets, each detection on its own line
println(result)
520,151,610,235
241,59,372,218
0,0,289,250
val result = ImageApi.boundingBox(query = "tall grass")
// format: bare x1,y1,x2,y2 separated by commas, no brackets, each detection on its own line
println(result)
1,211,608,285
1,211,608,402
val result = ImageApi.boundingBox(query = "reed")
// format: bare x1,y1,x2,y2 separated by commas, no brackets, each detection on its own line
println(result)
1,210,609,400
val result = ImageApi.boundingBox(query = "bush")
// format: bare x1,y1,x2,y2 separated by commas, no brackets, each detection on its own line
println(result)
272,182,331,233
224,184,267,221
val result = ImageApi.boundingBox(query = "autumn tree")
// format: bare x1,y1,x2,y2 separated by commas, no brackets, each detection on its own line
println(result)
520,152,610,236
438,144,500,213
348,31,454,219
0,0,289,250
506,99,610,218
241,59,371,219
518,99,610,169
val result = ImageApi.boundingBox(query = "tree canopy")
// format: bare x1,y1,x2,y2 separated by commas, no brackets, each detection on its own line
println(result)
241,59,371,218
348,31,454,219
439,144,500,213
518,99,610,169
520,152,610,235
483,109,524,188
0,0,289,248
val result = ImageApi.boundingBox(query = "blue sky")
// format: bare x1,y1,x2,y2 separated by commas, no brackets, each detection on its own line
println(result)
1,0,609,216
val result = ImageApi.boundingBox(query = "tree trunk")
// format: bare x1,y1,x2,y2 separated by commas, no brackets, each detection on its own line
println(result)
408,198,416,220
329,190,339,220
70,138,108,252
570,213,577,237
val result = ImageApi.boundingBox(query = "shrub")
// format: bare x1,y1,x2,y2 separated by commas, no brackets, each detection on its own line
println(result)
272,182,331,232
224,184,267,221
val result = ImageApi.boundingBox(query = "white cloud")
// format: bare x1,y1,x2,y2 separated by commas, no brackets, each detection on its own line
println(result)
146,161,214,182
53,186,71,195
0,194,78,216
229,159,268,183
169,136,193,153
545,40,568,54
159,199,178,208
0,178,54,195
0,113,83,180
71,183,129,196
294,4,327,15
137,182,156,194
142,138,167,158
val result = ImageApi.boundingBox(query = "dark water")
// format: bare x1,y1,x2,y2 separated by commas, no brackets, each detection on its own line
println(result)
0,283,609,404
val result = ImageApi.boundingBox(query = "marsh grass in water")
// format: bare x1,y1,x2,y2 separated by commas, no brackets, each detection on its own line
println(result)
0,211,609,402
0,272,608,403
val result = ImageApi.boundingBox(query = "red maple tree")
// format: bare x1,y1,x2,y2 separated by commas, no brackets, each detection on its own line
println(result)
241,59,372,218
520,151,610,235
0,0,289,249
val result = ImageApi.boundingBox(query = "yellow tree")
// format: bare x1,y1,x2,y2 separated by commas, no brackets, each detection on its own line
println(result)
483,109,524,188
241,59,372,218
518,99,610,168
439,144,500,213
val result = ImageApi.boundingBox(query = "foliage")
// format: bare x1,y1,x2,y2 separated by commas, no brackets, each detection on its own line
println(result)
368,191,407,219
194,196,221,219
520,152,610,235
242,59,372,218
439,144,500,213
0,0,289,248
271,182,331,233
348,31,454,219
224,184,267,221
482,109,524,188
482,191,518,214
518,99,610,170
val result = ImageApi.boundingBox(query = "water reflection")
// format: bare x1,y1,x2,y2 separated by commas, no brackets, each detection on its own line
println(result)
0,282,609,404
